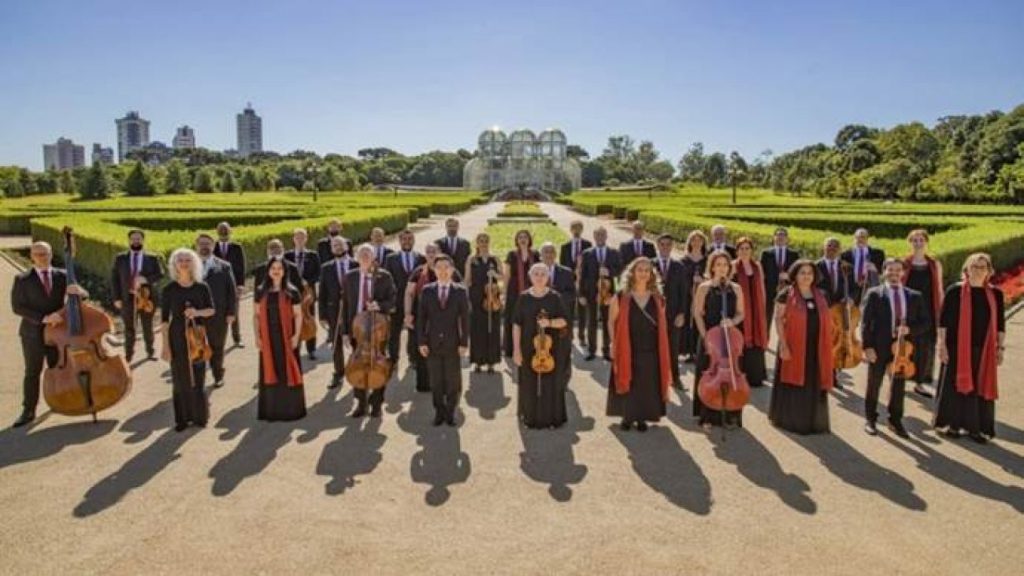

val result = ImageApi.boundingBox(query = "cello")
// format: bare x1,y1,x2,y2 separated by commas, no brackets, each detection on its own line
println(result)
43,227,131,421
697,284,750,430
830,262,863,368
345,265,392,390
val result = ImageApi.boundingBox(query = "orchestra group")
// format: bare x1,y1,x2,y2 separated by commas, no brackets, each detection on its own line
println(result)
10,216,1007,447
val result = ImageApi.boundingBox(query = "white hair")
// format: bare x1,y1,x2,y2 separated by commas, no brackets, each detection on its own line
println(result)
355,243,374,258
168,248,203,283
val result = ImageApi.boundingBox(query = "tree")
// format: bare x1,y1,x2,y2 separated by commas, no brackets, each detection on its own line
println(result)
647,160,675,182
239,167,260,192
678,142,705,182
566,145,589,161
193,167,217,193
58,170,76,195
18,168,37,196
728,151,748,203
220,170,237,192
165,160,189,194
702,152,727,188
80,162,111,200
124,161,155,196
835,124,877,151
357,147,400,161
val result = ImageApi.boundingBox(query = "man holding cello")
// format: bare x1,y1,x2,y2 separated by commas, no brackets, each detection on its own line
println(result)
342,244,397,418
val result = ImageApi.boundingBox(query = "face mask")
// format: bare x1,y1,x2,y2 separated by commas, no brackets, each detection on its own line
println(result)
130,243,143,251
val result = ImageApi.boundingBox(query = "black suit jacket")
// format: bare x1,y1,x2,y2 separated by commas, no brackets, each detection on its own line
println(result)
548,264,576,322
578,246,623,299
619,239,657,266
816,258,852,306
841,246,886,302
110,251,164,304
12,268,67,339
284,249,321,286
202,257,238,321
384,250,426,314
653,256,687,319
708,243,738,259
253,258,303,292
213,241,246,288
317,235,351,265
760,246,800,294
860,285,929,363
416,282,469,354
370,244,394,267
435,235,472,273
559,238,593,272
318,257,355,325
341,268,397,336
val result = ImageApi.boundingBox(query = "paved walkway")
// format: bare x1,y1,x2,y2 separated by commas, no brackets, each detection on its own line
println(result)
1,202,1022,575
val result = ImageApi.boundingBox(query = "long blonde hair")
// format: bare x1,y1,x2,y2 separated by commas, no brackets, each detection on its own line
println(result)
621,257,663,297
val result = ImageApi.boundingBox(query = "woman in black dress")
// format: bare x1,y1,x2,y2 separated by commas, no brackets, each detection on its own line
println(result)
254,256,306,421
503,229,539,357
679,230,707,362
692,250,747,429
934,252,1006,443
769,260,833,434
733,237,768,386
607,257,672,431
405,244,463,392
465,232,502,372
903,228,944,397
160,248,215,432
513,263,571,429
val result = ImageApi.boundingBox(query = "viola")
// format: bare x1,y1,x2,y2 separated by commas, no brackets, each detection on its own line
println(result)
299,284,317,341
697,323,751,415
531,310,555,375
43,227,131,420
830,262,863,369
135,283,155,315
184,313,212,364
889,323,916,379
597,276,614,306
483,261,503,313
345,267,392,390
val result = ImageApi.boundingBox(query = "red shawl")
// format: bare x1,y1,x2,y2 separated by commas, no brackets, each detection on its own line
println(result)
779,288,834,390
956,277,999,400
734,259,768,349
903,255,942,322
613,292,673,401
258,290,304,386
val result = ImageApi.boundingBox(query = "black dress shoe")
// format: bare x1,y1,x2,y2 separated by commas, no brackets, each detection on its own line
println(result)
126,353,134,363
212,380,224,389
370,406,382,418
308,351,317,360
585,354,596,361
942,428,962,439
473,365,481,373
888,421,910,438
12,411,35,428
486,365,495,374
174,423,188,432
969,433,988,444
864,421,878,436
636,421,649,433
147,351,156,361
619,420,632,431
350,405,367,418
445,416,456,427
433,414,445,427
327,375,342,389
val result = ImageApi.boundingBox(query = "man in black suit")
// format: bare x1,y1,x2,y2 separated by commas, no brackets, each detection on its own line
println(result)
284,228,321,359
318,236,353,388
541,242,576,325
416,255,469,427
708,224,737,258
619,220,656,266
760,227,801,332
816,237,851,306
253,239,303,289
214,221,246,346
369,227,394,267
578,227,623,361
110,229,164,362
316,218,349,266
384,229,425,365
860,258,930,438
841,227,885,305
196,234,238,388
342,244,397,418
654,234,687,389
559,220,592,344
435,217,471,274
10,241,88,427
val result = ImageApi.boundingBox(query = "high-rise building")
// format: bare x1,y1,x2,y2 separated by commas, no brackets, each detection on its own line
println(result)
116,111,151,162
236,103,263,158
173,125,196,149
42,137,85,171
92,143,115,165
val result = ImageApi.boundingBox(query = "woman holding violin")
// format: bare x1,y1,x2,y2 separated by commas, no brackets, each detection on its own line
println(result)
769,260,834,434
465,232,502,372
160,248,215,432
512,263,570,429
607,257,673,432
733,237,769,386
679,230,708,363
903,229,943,398
692,250,747,429
503,229,540,358
253,256,306,422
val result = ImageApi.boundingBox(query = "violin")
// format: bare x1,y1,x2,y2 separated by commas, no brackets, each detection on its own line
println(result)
184,312,212,365
889,322,916,379
345,266,392,390
597,276,613,306
299,284,317,341
483,260,503,313
830,262,863,368
135,283,155,315
531,310,555,375
43,227,131,420
697,287,750,424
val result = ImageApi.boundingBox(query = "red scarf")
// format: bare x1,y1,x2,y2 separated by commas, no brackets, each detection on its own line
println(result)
613,292,673,401
955,277,999,400
258,290,304,386
734,259,767,348
779,288,834,390
902,254,942,322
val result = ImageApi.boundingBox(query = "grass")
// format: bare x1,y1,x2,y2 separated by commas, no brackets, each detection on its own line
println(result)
496,201,545,218
484,223,569,257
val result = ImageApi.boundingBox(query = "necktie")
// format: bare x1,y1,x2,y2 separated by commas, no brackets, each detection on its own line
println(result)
130,254,138,279
660,258,667,276
572,240,579,262
336,260,344,284
361,274,370,312
830,261,838,292
404,252,411,273
41,269,51,296
893,288,904,329
857,248,865,282
598,247,605,265
549,266,555,286
448,237,454,254
377,246,383,263
297,251,304,272
776,247,783,268
635,240,641,256
221,242,227,256
440,284,448,308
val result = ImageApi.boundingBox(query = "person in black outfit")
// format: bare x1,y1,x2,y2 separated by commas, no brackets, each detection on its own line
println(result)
692,251,746,428
214,221,246,346
111,229,164,362
708,224,737,258
196,234,237,388
816,237,851,306
841,227,885,305
577,226,623,361
384,229,425,366
435,217,472,274
316,218,350,266
513,263,571,429
405,244,464,391
342,244,397,418
559,220,592,345
254,256,306,421
465,232,502,372
160,248,215,432
760,227,800,332
10,241,87,427
369,227,394,267
679,230,707,362
903,228,944,398
540,242,576,329
318,236,353,388
503,229,540,358
416,255,469,426
253,239,303,290
653,234,687,389
284,228,321,359
618,220,656,266
860,258,930,438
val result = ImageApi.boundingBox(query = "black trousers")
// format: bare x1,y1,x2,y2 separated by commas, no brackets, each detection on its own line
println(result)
20,333,57,412
206,317,228,382
427,352,462,419
230,315,241,343
865,361,906,424
586,301,611,356
575,299,588,343
388,310,409,363
667,323,681,384
122,304,155,357
354,387,385,409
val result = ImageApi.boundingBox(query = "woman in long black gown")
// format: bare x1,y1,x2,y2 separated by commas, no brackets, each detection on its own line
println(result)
769,260,833,434
934,252,1006,443
692,250,747,429
513,263,571,429
254,256,306,421
733,237,768,386
607,257,672,431
160,248,216,432
405,244,463,392
503,229,539,358
903,228,944,397
465,232,502,372
679,230,707,362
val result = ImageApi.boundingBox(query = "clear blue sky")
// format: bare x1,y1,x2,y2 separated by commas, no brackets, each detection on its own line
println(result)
1,0,1022,170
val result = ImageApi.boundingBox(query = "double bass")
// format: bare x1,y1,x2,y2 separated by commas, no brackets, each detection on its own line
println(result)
830,262,863,368
43,227,131,421
299,285,317,341
697,285,750,429
345,266,392,390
